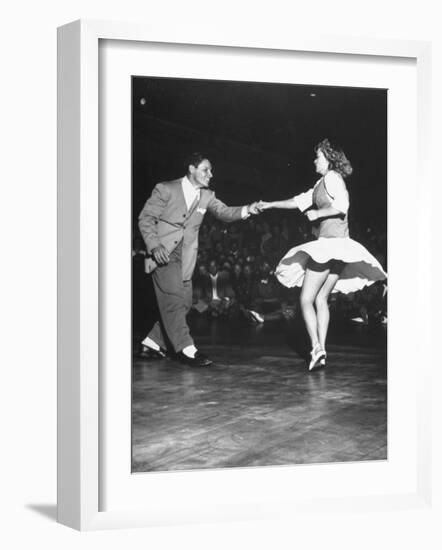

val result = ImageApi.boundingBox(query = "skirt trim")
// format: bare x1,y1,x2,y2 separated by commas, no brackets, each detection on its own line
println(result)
275,237,387,294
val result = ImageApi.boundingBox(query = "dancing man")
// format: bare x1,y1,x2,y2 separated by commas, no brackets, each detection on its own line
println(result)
138,152,261,367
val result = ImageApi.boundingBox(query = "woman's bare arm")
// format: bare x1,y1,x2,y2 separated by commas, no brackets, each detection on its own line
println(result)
258,198,299,211
306,206,342,221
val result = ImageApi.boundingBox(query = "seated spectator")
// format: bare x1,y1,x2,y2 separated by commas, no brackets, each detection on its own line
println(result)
191,263,210,314
363,280,387,324
247,261,285,323
330,291,355,321
222,261,233,273
242,218,258,250
226,254,236,267
210,222,225,249
229,242,241,261
279,286,299,321
203,260,236,318
260,221,272,255
218,254,227,269
214,241,225,258
262,224,288,267
196,249,209,268
236,263,256,310
245,254,256,267
198,224,211,253
225,223,243,251
330,279,387,326
230,263,244,291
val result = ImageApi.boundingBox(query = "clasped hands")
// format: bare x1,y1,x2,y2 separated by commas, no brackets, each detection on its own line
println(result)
247,200,271,215
249,201,319,221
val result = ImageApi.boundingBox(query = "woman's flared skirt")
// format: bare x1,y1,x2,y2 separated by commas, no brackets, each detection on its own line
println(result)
275,237,387,294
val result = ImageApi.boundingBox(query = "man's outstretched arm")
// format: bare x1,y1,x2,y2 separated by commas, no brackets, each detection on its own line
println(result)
207,195,262,223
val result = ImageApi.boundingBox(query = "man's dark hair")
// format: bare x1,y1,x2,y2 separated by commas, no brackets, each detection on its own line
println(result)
184,152,208,173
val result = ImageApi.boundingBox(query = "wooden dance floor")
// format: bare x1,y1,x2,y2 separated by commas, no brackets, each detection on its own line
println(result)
132,321,387,472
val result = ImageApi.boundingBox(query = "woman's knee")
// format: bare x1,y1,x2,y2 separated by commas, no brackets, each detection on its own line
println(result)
300,293,314,309
315,292,328,309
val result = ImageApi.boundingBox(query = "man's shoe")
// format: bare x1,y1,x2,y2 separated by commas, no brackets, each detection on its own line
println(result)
176,351,213,367
137,344,167,360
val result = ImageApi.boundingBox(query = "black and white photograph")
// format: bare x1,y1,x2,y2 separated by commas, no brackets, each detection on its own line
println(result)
131,75,388,473
4,0,438,543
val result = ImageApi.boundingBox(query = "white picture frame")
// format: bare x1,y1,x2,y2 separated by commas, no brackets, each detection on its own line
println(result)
57,19,432,531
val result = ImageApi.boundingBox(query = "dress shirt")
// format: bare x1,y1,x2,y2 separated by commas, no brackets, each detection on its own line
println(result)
182,176,200,209
181,177,250,218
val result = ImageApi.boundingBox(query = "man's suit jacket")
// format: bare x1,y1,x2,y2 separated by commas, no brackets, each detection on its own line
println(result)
139,178,245,280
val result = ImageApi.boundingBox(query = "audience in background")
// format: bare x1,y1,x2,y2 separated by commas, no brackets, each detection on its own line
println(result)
133,211,387,326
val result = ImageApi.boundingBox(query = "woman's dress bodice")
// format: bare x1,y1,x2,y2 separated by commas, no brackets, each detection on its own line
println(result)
311,177,349,239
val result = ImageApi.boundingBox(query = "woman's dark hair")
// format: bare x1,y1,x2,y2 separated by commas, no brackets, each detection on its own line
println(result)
184,152,208,173
315,139,353,178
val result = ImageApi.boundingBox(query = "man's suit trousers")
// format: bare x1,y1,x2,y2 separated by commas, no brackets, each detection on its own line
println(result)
147,241,194,352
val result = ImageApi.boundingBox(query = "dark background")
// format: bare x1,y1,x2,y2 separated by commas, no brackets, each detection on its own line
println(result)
132,76,387,231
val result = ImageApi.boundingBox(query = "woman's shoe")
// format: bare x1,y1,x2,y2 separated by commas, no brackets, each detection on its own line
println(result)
309,344,326,371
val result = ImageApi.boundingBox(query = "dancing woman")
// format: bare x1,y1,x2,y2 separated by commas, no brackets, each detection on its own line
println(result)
258,139,387,370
